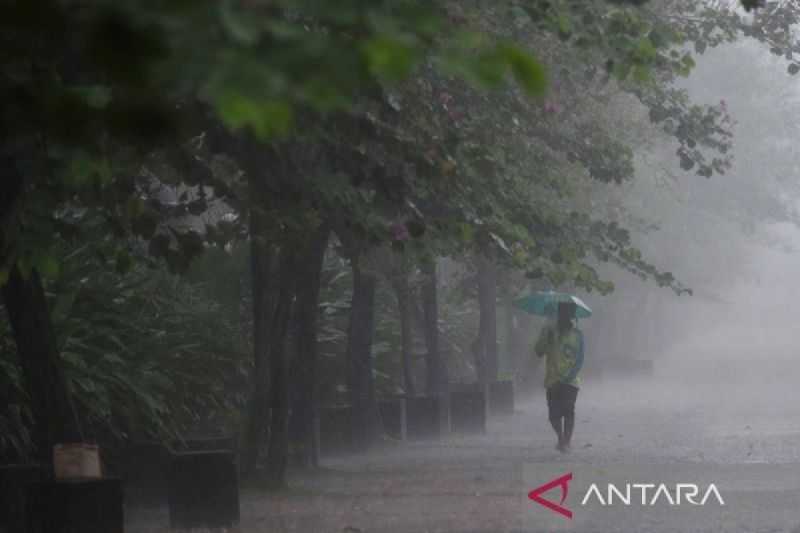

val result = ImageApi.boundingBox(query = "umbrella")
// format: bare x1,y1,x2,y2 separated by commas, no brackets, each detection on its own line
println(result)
513,290,592,319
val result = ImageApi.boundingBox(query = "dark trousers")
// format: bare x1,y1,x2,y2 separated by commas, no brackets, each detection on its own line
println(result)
546,383,579,423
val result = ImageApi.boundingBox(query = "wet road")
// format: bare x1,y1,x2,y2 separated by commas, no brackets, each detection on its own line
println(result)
128,375,800,532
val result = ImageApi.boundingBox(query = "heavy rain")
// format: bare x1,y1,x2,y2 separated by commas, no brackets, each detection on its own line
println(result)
2,1,800,532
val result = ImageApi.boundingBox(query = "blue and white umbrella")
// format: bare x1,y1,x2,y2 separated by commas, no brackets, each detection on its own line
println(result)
513,290,592,319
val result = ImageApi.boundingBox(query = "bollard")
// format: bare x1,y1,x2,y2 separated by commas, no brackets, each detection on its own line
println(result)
318,405,355,456
0,464,44,533
405,394,450,440
488,380,515,415
122,441,170,507
379,397,407,441
449,383,489,434
630,359,654,376
25,478,124,533
168,450,240,530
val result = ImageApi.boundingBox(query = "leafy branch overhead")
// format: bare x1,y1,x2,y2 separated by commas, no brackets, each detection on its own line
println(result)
1,0,789,473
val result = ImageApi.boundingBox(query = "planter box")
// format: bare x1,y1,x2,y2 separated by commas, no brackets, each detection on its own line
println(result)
318,405,355,456
629,359,654,376
405,394,450,440
122,441,170,507
289,414,321,467
168,451,239,530
378,397,407,440
489,380,515,415
449,383,489,434
25,478,124,533
0,464,44,532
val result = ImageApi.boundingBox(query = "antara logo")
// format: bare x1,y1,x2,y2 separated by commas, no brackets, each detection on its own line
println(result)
581,482,726,506
529,473,725,520
528,472,573,519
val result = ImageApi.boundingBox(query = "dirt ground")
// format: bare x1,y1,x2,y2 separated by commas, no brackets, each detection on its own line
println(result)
127,375,800,533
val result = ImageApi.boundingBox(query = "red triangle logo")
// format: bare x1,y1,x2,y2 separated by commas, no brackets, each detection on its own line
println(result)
528,472,573,519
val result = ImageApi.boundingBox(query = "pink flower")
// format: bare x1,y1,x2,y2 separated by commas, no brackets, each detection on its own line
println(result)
449,109,464,122
391,222,410,241
544,100,561,114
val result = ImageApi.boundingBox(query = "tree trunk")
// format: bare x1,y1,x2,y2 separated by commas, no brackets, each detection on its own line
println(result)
347,260,382,451
420,258,447,393
391,254,415,396
2,266,83,466
242,215,274,474
477,254,498,383
288,226,329,467
263,247,297,490
504,294,515,378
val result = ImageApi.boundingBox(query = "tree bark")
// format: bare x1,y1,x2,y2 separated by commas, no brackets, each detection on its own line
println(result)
476,253,498,383
263,247,297,489
347,259,382,451
288,226,329,467
504,294,515,378
391,254,415,396
420,258,447,393
2,265,83,466
241,206,275,474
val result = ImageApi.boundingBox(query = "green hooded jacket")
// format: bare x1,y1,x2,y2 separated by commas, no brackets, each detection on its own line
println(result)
534,324,584,388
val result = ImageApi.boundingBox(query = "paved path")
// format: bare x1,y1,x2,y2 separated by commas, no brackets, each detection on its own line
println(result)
128,376,800,532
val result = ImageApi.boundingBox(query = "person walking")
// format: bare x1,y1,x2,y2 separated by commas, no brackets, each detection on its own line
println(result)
534,301,584,453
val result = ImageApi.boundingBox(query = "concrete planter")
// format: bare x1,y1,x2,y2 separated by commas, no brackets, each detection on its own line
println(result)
405,394,450,440
489,380,515,415
318,405,355,456
288,413,321,467
449,383,489,434
629,359,654,376
25,478,124,533
168,450,240,530
122,441,170,507
0,464,44,532
379,397,407,441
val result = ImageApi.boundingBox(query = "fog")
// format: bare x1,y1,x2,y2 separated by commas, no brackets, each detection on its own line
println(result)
10,3,800,533
583,36,800,396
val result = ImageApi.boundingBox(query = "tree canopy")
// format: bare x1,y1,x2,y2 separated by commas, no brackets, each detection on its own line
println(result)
2,0,797,485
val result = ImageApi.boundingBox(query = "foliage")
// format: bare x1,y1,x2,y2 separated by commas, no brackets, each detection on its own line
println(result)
4,0,791,464
0,0,551,289
0,242,249,458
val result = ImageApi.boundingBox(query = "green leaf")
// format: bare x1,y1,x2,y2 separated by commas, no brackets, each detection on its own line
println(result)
501,45,547,96
35,253,60,279
215,91,293,139
72,85,112,109
634,37,657,62
612,61,632,81
362,36,417,81
115,250,133,274
66,153,95,187
632,64,651,83
694,40,707,54
471,47,507,86
460,223,475,243
556,13,572,39
219,0,260,46
679,53,696,76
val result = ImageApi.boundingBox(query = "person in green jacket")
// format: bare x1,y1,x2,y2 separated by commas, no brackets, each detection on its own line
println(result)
534,302,584,453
